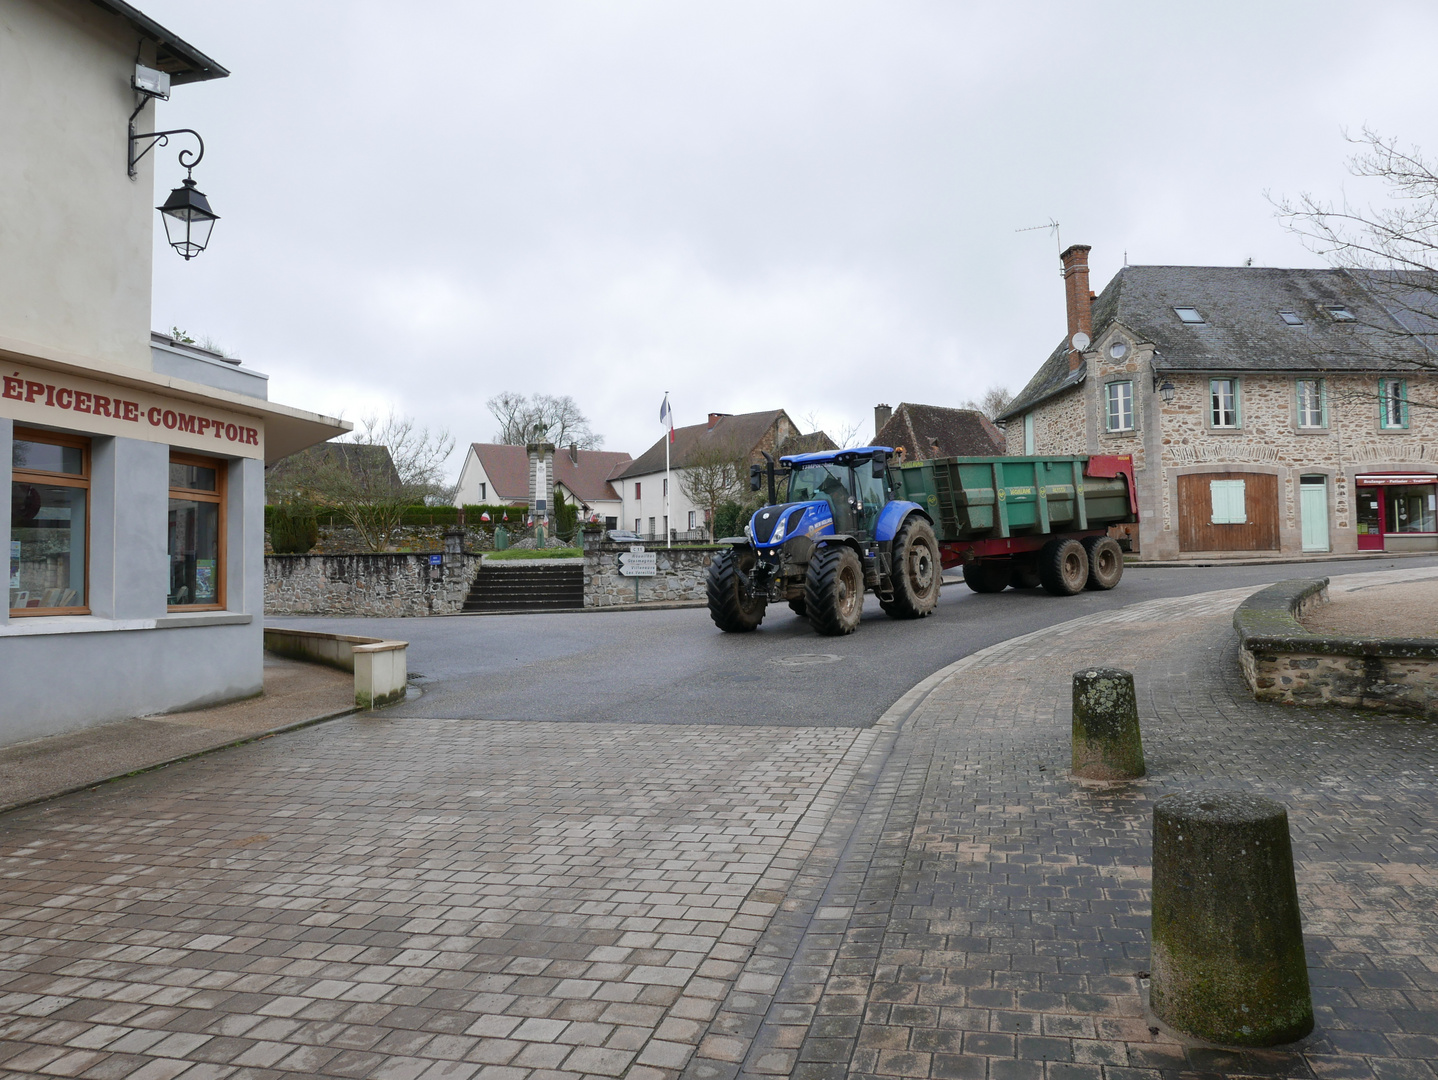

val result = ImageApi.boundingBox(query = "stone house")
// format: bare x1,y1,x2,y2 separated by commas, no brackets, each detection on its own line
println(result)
872,402,1004,459
616,410,801,539
998,244,1438,560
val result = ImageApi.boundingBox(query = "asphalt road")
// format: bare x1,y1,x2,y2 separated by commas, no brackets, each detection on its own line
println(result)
271,554,1438,727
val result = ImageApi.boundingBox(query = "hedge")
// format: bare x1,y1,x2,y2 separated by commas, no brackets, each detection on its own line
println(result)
264,504,534,531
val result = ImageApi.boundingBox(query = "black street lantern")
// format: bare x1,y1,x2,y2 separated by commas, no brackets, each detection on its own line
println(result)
157,175,219,260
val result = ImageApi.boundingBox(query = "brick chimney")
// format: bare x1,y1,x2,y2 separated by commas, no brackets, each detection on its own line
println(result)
1060,243,1093,372
569,442,579,463
874,403,893,439
707,412,729,429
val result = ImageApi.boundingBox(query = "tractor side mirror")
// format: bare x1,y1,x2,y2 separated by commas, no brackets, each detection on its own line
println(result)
871,453,888,478
749,463,763,492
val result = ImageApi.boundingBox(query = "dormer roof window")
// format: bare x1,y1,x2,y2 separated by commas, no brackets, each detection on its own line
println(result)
1173,307,1205,324
1279,310,1304,325
1326,305,1355,322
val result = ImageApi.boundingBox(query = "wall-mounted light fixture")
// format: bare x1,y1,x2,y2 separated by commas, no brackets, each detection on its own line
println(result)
1152,372,1176,403
128,63,220,260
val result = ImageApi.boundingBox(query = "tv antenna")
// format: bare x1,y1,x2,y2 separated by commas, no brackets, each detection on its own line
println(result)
1015,218,1062,251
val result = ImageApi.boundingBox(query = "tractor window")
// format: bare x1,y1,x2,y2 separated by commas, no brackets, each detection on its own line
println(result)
852,465,886,537
788,464,848,505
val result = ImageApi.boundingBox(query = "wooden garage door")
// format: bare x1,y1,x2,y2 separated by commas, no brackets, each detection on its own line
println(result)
1177,471,1279,552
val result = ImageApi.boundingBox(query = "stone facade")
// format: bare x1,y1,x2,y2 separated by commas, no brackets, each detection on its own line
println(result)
583,535,716,607
1235,578,1438,719
265,549,480,617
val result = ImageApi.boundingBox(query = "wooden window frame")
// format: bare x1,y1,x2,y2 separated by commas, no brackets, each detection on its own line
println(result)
9,427,91,616
167,451,226,612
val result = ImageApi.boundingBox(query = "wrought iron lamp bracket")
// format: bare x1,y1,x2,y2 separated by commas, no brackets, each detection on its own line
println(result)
128,100,204,178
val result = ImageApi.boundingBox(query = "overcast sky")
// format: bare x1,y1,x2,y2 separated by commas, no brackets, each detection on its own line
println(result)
140,1,1438,475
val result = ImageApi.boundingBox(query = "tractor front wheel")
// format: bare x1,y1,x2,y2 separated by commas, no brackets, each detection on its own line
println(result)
707,547,767,632
806,545,864,636
886,518,941,618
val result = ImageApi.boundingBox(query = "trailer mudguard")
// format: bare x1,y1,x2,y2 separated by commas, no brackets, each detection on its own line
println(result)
874,500,928,543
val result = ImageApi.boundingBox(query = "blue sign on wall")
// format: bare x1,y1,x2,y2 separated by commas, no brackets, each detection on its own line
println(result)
429,554,442,566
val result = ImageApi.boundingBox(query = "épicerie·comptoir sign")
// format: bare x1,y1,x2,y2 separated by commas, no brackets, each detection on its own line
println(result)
1,362,263,458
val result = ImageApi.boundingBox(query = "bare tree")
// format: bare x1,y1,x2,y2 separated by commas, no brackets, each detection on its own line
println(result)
798,410,863,448
677,441,747,537
487,392,604,447
268,412,455,551
1274,127,1438,412
958,385,1014,421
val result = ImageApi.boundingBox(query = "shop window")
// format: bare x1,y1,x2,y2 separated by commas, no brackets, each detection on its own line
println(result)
1105,381,1134,432
1296,379,1326,429
1210,378,1240,428
1380,379,1408,429
1387,484,1436,534
9,428,88,615
168,453,224,609
1210,478,1247,524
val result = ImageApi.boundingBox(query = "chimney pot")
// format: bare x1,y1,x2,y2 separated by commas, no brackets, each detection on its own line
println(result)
1060,244,1094,372
874,403,893,439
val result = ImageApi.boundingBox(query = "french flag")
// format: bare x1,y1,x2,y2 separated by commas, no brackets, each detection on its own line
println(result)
659,394,674,443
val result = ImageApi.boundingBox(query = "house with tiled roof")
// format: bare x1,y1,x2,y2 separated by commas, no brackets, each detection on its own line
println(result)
615,410,801,539
454,442,631,526
872,402,1003,460
998,244,1438,560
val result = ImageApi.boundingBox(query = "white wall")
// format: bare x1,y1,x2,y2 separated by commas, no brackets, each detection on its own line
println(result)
0,0,160,370
618,471,703,535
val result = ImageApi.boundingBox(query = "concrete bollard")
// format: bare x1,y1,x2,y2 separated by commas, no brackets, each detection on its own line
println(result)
1071,667,1146,780
1151,792,1313,1046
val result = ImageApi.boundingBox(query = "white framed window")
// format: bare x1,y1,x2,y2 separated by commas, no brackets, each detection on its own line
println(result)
1210,479,1247,524
648,516,655,536
1174,306,1205,324
688,510,697,530
1380,379,1408,429
1296,379,1326,429
1023,413,1035,454
478,482,486,500
634,518,641,533
1279,311,1304,326
1210,378,1239,428
1104,381,1134,432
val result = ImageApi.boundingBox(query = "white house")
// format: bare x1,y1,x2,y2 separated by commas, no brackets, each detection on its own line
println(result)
455,441,630,526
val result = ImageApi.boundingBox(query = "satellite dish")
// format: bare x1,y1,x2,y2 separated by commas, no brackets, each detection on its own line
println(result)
1071,332,1091,352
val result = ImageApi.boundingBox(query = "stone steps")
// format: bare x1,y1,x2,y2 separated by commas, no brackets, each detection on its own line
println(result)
462,563,584,614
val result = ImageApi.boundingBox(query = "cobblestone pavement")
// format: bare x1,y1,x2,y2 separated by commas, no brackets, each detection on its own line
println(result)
682,567,1438,1080
3,567,1437,1080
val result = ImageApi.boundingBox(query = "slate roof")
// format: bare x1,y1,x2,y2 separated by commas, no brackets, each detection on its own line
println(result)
618,410,792,478
776,431,839,457
874,403,1004,459
1000,265,1438,421
468,444,632,505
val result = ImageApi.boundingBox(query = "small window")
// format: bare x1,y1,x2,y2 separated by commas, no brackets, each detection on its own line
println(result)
1210,479,1248,524
168,453,224,609
648,517,655,536
634,481,641,499
663,478,668,496
10,428,89,615
634,518,641,534
1279,311,1304,326
1380,378,1409,429
478,482,486,501
1210,378,1240,428
1174,307,1205,324
1296,379,1326,429
1105,381,1134,432
1326,305,1355,322
688,510,697,530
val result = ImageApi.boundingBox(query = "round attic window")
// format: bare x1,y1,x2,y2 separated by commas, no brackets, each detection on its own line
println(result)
1108,341,1129,360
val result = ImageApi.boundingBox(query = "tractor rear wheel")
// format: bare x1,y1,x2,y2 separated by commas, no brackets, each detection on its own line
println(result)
1039,537,1089,595
885,518,941,618
1082,536,1124,590
962,560,1010,593
806,545,864,636
706,547,766,632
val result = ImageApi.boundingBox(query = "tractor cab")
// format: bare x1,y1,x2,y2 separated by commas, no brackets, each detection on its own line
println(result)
748,446,894,547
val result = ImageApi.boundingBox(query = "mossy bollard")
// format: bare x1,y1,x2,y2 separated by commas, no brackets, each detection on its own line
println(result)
1151,792,1313,1046
1072,667,1145,780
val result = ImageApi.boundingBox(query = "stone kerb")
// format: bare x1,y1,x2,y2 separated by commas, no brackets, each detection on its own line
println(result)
582,536,719,607
263,626,407,710
1151,792,1314,1047
265,551,481,617
1235,576,1438,718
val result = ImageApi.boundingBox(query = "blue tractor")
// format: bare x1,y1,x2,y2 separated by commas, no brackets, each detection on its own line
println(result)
706,446,940,636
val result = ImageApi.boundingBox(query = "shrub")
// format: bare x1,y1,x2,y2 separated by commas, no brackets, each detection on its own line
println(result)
270,503,319,554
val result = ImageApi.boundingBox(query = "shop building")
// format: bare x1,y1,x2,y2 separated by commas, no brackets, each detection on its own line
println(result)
2,0,345,745
999,245,1438,560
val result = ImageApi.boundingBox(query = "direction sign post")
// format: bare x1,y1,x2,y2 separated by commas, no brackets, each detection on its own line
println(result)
618,546,657,602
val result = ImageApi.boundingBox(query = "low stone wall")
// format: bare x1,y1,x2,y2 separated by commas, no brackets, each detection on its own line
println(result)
1234,578,1438,718
265,551,480,617
584,537,718,607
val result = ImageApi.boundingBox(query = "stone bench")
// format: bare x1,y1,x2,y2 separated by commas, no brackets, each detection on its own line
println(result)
1234,578,1438,718
263,627,408,709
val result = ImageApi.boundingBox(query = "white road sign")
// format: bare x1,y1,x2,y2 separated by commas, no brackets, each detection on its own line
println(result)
618,548,657,577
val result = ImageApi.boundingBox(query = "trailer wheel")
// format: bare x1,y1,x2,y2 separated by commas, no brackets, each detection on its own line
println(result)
1082,536,1124,590
1009,557,1042,589
706,547,766,632
886,518,941,617
806,545,864,636
1039,537,1089,595
961,561,1009,594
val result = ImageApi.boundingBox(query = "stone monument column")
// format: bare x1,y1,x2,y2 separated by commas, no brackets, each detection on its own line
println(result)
526,441,556,522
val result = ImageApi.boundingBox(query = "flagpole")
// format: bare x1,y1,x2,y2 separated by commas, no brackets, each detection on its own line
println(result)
664,390,671,548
